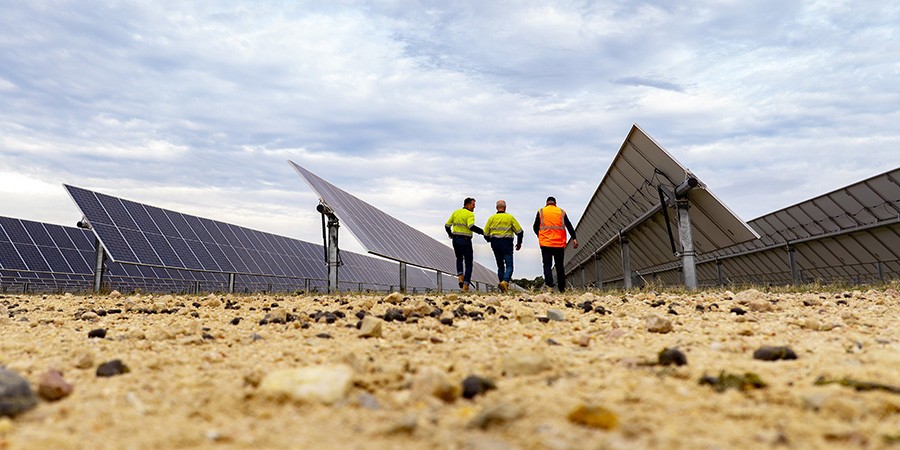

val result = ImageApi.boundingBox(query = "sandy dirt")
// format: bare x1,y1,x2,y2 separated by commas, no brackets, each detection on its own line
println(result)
1,286,898,449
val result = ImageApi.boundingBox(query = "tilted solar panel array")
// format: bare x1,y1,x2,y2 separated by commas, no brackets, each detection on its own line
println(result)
635,167,900,286
1,216,251,293
63,185,442,293
289,161,496,285
564,124,759,288
1,216,96,292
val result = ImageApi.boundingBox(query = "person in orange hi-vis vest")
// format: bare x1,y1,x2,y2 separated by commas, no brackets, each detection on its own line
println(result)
532,196,577,292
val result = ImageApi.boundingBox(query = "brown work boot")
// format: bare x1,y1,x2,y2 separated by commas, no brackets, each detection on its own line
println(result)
499,281,509,293
461,283,469,292
458,274,464,289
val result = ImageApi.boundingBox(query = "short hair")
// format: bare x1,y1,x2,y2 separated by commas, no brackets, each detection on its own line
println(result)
464,197,476,207
546,196,556,204
496,200,506,210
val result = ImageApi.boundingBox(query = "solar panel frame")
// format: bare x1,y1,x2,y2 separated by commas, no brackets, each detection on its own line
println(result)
289,161,496,284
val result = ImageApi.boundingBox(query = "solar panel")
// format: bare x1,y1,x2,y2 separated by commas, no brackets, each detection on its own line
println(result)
289,161,496,284
63,185,443,293
564,124,760,288
640,167,900,286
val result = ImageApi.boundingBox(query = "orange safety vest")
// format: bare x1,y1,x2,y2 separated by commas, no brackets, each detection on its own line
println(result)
538,205,567,247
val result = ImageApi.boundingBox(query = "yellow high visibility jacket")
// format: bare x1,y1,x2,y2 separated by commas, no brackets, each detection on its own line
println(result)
446,208,475,236
484,212,523,239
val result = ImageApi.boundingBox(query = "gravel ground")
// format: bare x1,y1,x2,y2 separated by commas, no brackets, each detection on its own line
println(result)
1,286,898,449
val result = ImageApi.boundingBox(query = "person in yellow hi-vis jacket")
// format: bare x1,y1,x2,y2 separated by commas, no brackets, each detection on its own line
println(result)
533,196,577,292
483,200,524,293
445,197,484,292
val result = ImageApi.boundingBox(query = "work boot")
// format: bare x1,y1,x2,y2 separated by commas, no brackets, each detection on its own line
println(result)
499,281,509,293
458,274,464,289
461,283,469,292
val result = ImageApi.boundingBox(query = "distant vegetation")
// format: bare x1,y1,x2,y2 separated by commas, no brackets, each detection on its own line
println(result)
511,276,544,290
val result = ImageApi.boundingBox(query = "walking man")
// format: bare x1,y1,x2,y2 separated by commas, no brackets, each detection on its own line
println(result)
483,200,524,293
533,196,577,292
445,197,484,292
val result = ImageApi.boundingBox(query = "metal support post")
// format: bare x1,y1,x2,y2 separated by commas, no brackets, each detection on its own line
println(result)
788,246,798,285
619,233,632,289
228,273,236,294
92,239,106,293
435,271,443,293
877,261,884,283
580,267,585,287
326,216,340,293
399,261,407,293
716,258,724,286
675,198,697,290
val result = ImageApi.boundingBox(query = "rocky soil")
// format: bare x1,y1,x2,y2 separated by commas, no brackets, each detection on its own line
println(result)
1,286,898,449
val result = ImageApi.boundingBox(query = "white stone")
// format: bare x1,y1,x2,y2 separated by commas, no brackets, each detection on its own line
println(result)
259,365,354,404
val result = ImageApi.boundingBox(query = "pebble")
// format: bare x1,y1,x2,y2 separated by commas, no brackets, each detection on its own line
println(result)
383,308,405,322
383,292,404,304
0,368,38,417
514,307,535,324
467,402,523,429
645,315,673,333
96,359,130,377
108,290,122,298
658,347,687,366
37,370,74,401
461,375,496,399
230,317,241,325
358,316,383,338
88,328,107,339
410,367,459,402
259,365,353,404
567,404,618,429
546,309,564,321
749,299,774,312
734,288,765,304
73,349,95,369
753,346,798,361
730,307,747,315
502,351,551,376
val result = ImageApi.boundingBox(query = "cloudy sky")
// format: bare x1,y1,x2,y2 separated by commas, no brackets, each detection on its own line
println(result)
1,1,898,278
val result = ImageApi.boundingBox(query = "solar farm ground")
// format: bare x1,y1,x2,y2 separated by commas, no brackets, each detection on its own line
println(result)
1,286,898,449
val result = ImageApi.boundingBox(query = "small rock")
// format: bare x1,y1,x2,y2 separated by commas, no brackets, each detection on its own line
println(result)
259,365,353,404
574,334,591,347
410,367,459,402
467,402,523,429
658,348,687,366
568,404,618,429
108,290,122,298
96,359,130,377
753,346,798,361
358,316,383,338
0,368,38,417
383,292,404,304
645,315,673,333
383,415,418,434
734,288,765,304
502,351,551,376
87,328,107,339
730,307,747,315
37,370,74,401
748,299,773,312
356,392,381,410
73,349,95,369
546,309,564,321
230,317,242,325
461,375,496,399
514,307,535,324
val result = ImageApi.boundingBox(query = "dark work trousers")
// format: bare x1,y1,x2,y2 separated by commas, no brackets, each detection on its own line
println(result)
490,238,514,282
540,246,567,292
452,235,474,283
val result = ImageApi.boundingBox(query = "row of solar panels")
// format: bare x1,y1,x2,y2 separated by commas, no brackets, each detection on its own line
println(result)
564,124,899,288
628,168,900,286
0,211,454,294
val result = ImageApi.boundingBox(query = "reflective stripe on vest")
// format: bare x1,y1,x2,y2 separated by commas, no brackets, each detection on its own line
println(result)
538,206,567,247
485,213,522,238
446,208,474,236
